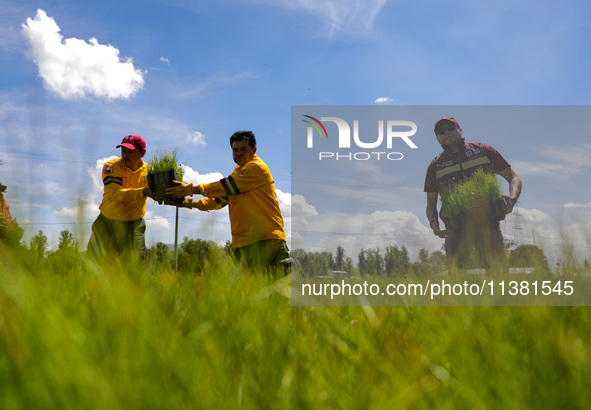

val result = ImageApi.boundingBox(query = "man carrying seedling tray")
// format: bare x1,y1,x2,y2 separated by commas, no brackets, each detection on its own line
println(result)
165,130,289,272
87,135,154,260
424,116,522,270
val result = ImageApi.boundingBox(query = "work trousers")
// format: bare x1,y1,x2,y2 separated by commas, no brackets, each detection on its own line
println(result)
444,224,505,270
234,239,290,272
87,213,146,260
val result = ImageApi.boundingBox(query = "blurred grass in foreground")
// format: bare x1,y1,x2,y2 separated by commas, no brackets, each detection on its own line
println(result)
2,246,591,409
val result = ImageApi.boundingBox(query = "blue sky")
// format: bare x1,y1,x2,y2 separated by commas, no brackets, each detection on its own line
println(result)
1,0,590,264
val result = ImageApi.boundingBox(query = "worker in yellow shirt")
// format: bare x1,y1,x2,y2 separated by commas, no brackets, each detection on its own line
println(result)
88,135,154,259
166,130,289,271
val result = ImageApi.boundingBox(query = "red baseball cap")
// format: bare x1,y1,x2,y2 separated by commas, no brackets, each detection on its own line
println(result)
117,135,146,151
434,116,460,131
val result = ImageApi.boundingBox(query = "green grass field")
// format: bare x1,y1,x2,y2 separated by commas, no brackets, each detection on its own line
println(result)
2,246,591,409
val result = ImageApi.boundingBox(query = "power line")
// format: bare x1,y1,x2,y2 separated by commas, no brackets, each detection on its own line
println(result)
1,152,100,165
1,152,292,181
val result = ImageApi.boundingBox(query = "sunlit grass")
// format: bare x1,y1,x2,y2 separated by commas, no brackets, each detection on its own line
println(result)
2,245,591,409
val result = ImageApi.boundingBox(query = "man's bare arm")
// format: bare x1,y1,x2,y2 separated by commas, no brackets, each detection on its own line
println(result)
426,191,446,238
499,167,522,213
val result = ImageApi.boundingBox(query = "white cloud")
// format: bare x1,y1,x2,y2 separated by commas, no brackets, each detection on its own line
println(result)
187,131,206,146
375,97,392,104
563,202,591,209
180,165,223,185
145,212,171,230
291,194,317,220
276,189,292,214
160,56,170,64
22,9,145,100
291,193,443,258
510,143,591,180
510,207,553,225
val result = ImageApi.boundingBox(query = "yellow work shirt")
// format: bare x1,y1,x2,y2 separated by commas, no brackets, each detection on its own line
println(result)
99,157,148,221
194,155,285,248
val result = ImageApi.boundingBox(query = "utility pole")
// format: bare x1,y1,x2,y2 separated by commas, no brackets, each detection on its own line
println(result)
512,206,523,246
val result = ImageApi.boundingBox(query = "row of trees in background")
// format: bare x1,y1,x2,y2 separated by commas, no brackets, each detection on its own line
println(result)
2,226,587,276
293,245,446,277
5,227,443,277
293,243,572,277
4,228,229,275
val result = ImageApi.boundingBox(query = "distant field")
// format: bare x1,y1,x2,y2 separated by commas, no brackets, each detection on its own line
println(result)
2,247,591,409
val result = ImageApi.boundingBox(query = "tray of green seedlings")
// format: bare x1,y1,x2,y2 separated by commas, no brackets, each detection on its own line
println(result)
439,168,505,229
147,149,185,205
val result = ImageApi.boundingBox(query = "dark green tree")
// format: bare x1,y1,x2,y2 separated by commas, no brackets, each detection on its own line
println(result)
335,246,345,271
428,251,446,269
48,230,82,274
345,256,354,275
358,248,366,275
360,248,384,276
291,249,333,277
30,230,49,259
155,242,172,267
383,245,409,277
509,245,549,270
58,229,78,251
418,248,429,264
178,237,221,274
